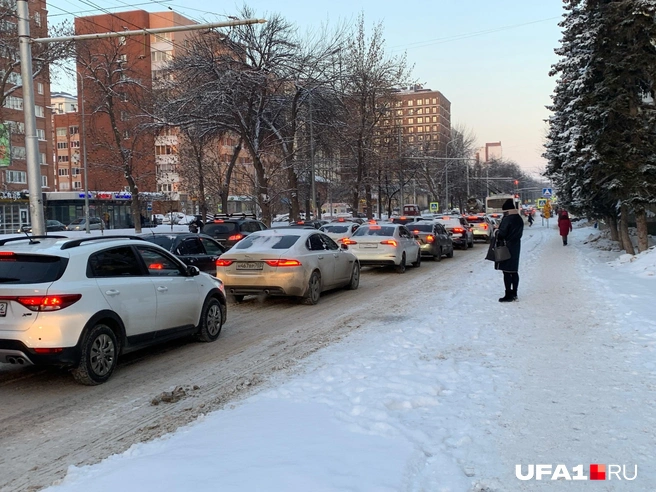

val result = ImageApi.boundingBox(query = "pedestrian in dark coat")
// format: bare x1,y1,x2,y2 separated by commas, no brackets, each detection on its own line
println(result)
496,199,524,302
558,210,573,246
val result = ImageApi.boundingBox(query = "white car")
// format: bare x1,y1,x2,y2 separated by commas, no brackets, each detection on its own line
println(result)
344,223,421,273
319,221,360,243
0,235,227,385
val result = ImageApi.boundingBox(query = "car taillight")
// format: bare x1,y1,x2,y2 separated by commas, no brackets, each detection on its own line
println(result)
228,233,244,241
342,238,357,245
216,259,234,267
380,239,397,247
452,227,464,233
426,234,435,243
264,259,302,267
148,263,164,270
0,251,16,261
481,224,488,230
34,348,64,354
16,294,82,312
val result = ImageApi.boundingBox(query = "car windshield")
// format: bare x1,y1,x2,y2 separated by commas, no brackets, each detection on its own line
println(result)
352,226,396,237
0,254,68,284
234,234,300,250
408,224,434,232
321,225,349,233
69,219,84,225
143,236,174,251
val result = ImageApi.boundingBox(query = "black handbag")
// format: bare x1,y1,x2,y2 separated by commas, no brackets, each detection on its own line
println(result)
494,244,511,262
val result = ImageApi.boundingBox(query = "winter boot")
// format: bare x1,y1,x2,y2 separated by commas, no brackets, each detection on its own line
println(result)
499,290,514,302
511,290,518,301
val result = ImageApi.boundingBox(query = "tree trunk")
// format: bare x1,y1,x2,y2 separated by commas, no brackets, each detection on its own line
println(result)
287,159,300,221
619,204,635,255
606,214,619,242
634,206,649,253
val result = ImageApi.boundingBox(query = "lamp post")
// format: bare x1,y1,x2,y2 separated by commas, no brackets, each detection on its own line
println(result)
77,71,91,233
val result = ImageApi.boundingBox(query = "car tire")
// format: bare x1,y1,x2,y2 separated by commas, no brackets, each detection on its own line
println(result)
196,297,223,342
303,271,321,305
395,253,406,273
434,247,442,262
412,249,421,267
468,238,474,248
72,323,118,386
446,247,454,258
346,263,360,290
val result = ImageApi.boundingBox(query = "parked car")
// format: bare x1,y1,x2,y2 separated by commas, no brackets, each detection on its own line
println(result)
344,223,421,273
139,232,226,275
67,217,104,231
203,214,268,250
0,235,227,385
408,221,454,260
215,229,360,304
436,215,474,249
465,214,494,242
17,220,67,233
289,219,330,229
319,222,360,243
390,216,426,225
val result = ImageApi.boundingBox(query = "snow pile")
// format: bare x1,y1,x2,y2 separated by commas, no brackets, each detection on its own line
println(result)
608,247,656,278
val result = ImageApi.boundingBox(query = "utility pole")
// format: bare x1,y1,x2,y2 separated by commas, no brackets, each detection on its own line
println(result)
309,92,316,220
78,71,90,233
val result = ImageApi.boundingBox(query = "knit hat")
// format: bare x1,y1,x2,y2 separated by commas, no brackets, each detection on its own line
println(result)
502,199,515,211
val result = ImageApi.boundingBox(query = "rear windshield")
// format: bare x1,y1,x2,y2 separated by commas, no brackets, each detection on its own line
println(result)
352,226,395,237
321,225,349,233
408,224,434,232
235,234,300,250
466,217,485,224
0,254,68,284
204,223,237,235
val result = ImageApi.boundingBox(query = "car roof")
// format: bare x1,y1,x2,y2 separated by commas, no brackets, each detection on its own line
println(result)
0,235,150,258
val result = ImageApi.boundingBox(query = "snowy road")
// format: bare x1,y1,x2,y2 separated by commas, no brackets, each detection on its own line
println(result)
0,236,482,492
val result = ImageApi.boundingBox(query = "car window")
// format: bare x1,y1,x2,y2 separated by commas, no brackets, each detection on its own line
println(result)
321,225,349,234
399,227,411,238
179,237,204,255
199,237,224,255
321,235,339,251
235,234,300,250
88,247,143,277
408,224,434,232
144,236,174,251
0,253,68,283
307,234,326,251
135,246,185,276
352,226,395,237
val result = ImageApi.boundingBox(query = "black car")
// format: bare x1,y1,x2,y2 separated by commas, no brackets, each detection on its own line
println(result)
289,219,329,229
202,214,268,249
139,232,226,274
407,221,454,260
17,220,67,233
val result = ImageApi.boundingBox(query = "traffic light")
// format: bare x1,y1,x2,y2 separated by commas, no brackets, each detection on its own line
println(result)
514,180,519,186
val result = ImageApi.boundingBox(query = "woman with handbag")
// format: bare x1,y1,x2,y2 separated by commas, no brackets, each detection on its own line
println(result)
495,199,524,302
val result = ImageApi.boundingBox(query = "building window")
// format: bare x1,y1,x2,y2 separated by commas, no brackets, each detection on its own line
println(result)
432,116,437,123
150,32,172,43
59,182,70,190
36,128,45,140
416,99,422,105
69,126,79,135
119,54,127,63
417,117,423,124
118,35,126,46
39,153,46,165
407,100,413,107
432,125,438,131
123,129,129,139
70,140,80,148
57,142,68,149
35,105,44,117
3,96,22,110
407,109,414,116
425,126,430,132
73,181,81,189
37,82,43,94
432,98,437,104
56,127,67,136
6,170,26,183
72,167,81,175
58,168,69,176
432,107,437,113
11,146,25,159
418,135,424,141
408,118,413,124
57,155,69,163
417,108,423,115
34,11,41,26
408,136,415,142
407,127,414,134
155,145,174,155
41,175,47,187
120,111,129,121
151,50,172,62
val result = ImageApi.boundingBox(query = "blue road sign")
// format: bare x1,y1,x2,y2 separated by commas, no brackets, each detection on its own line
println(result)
542,188,553,198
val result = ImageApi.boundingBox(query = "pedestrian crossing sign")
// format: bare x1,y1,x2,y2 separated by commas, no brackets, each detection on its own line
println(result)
542,188,553,198
430,202,439,212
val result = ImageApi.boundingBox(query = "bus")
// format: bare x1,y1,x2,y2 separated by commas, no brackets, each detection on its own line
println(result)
485,194,519,214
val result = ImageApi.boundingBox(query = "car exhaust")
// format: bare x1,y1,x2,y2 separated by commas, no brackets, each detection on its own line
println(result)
7,356,16,364
264,289,270,295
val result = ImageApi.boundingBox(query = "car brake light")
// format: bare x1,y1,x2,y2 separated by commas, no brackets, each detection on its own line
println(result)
216,259,234,267
481,224,488,230
369,225,381,230
228,233,244,241
214,219,224,223
148,263,164,270
16,294,82,312
264,259,302,267
380,239,397,247
452,227,464,233
0,251,15,256
426,234,435,243
0,251,16,261
34,348,64,354
342,238,357,245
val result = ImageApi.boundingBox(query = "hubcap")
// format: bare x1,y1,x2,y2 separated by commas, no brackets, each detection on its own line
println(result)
206,303,222,336
311,275,320,301
90,334,115,376
352,266,360,286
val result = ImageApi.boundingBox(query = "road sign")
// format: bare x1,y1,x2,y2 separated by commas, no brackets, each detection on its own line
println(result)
542,188,553,198
537,198,547,209
429,202,439,212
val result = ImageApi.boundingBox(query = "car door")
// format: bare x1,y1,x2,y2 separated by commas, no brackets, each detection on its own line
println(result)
89,246,158,338
321,234,352,284
134,245,200,330
176,236,211,273
199,237,225,274
307,233,334,287
399,226,417,262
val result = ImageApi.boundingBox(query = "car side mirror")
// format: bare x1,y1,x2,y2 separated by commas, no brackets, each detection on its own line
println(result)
187,265,200,276
414,234,420,239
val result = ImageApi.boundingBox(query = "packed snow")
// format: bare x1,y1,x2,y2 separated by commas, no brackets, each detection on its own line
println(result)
42,222,656,491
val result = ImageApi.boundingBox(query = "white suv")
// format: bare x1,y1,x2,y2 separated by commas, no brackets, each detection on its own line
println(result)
0,235,227,385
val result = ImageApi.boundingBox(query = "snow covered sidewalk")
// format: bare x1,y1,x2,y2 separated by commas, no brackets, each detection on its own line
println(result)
44,224,656,491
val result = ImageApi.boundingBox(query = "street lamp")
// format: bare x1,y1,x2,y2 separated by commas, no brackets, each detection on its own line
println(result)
77,70,90,233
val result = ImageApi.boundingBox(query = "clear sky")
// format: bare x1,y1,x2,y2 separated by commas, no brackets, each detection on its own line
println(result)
47,0,564,172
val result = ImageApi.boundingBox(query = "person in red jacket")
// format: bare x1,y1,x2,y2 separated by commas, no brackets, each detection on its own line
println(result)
558,210,573,246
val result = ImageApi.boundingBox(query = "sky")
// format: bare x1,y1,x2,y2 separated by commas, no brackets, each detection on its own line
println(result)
47,0,564,173
40,222,656,491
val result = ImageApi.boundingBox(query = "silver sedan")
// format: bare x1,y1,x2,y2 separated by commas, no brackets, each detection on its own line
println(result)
215,229,360,305
344,223,421,273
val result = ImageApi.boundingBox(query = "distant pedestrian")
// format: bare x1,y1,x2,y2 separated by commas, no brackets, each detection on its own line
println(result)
558,210,573,246
496,199,524,302
527,213,534,227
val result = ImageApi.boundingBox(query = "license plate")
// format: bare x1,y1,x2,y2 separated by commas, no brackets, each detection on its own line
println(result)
236,261,263,270
0,302,6,317
362,244,378,248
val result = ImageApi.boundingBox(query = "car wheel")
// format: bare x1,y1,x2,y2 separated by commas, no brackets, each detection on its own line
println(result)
232,294,245,303
446,246,454,258
346,263,360,290
395,253,406,273
434,247,442,262
468,238,473,248
412,249,421,267
303,271,322,305
196,297,223,342
72,323,118,385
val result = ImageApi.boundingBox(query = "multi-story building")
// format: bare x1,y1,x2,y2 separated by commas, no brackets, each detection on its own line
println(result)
50,91,78,115
52,111,81,192
475,142,503,164
0,0,54,233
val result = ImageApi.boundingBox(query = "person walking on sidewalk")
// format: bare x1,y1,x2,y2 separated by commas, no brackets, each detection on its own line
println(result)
496,199,524,302
558,210,573,246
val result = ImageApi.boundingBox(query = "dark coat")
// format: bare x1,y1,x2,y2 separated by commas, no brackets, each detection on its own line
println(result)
495,211,524,272
558,215,572,236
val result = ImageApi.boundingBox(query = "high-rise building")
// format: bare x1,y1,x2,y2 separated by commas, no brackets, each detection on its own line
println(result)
475,142,502,164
